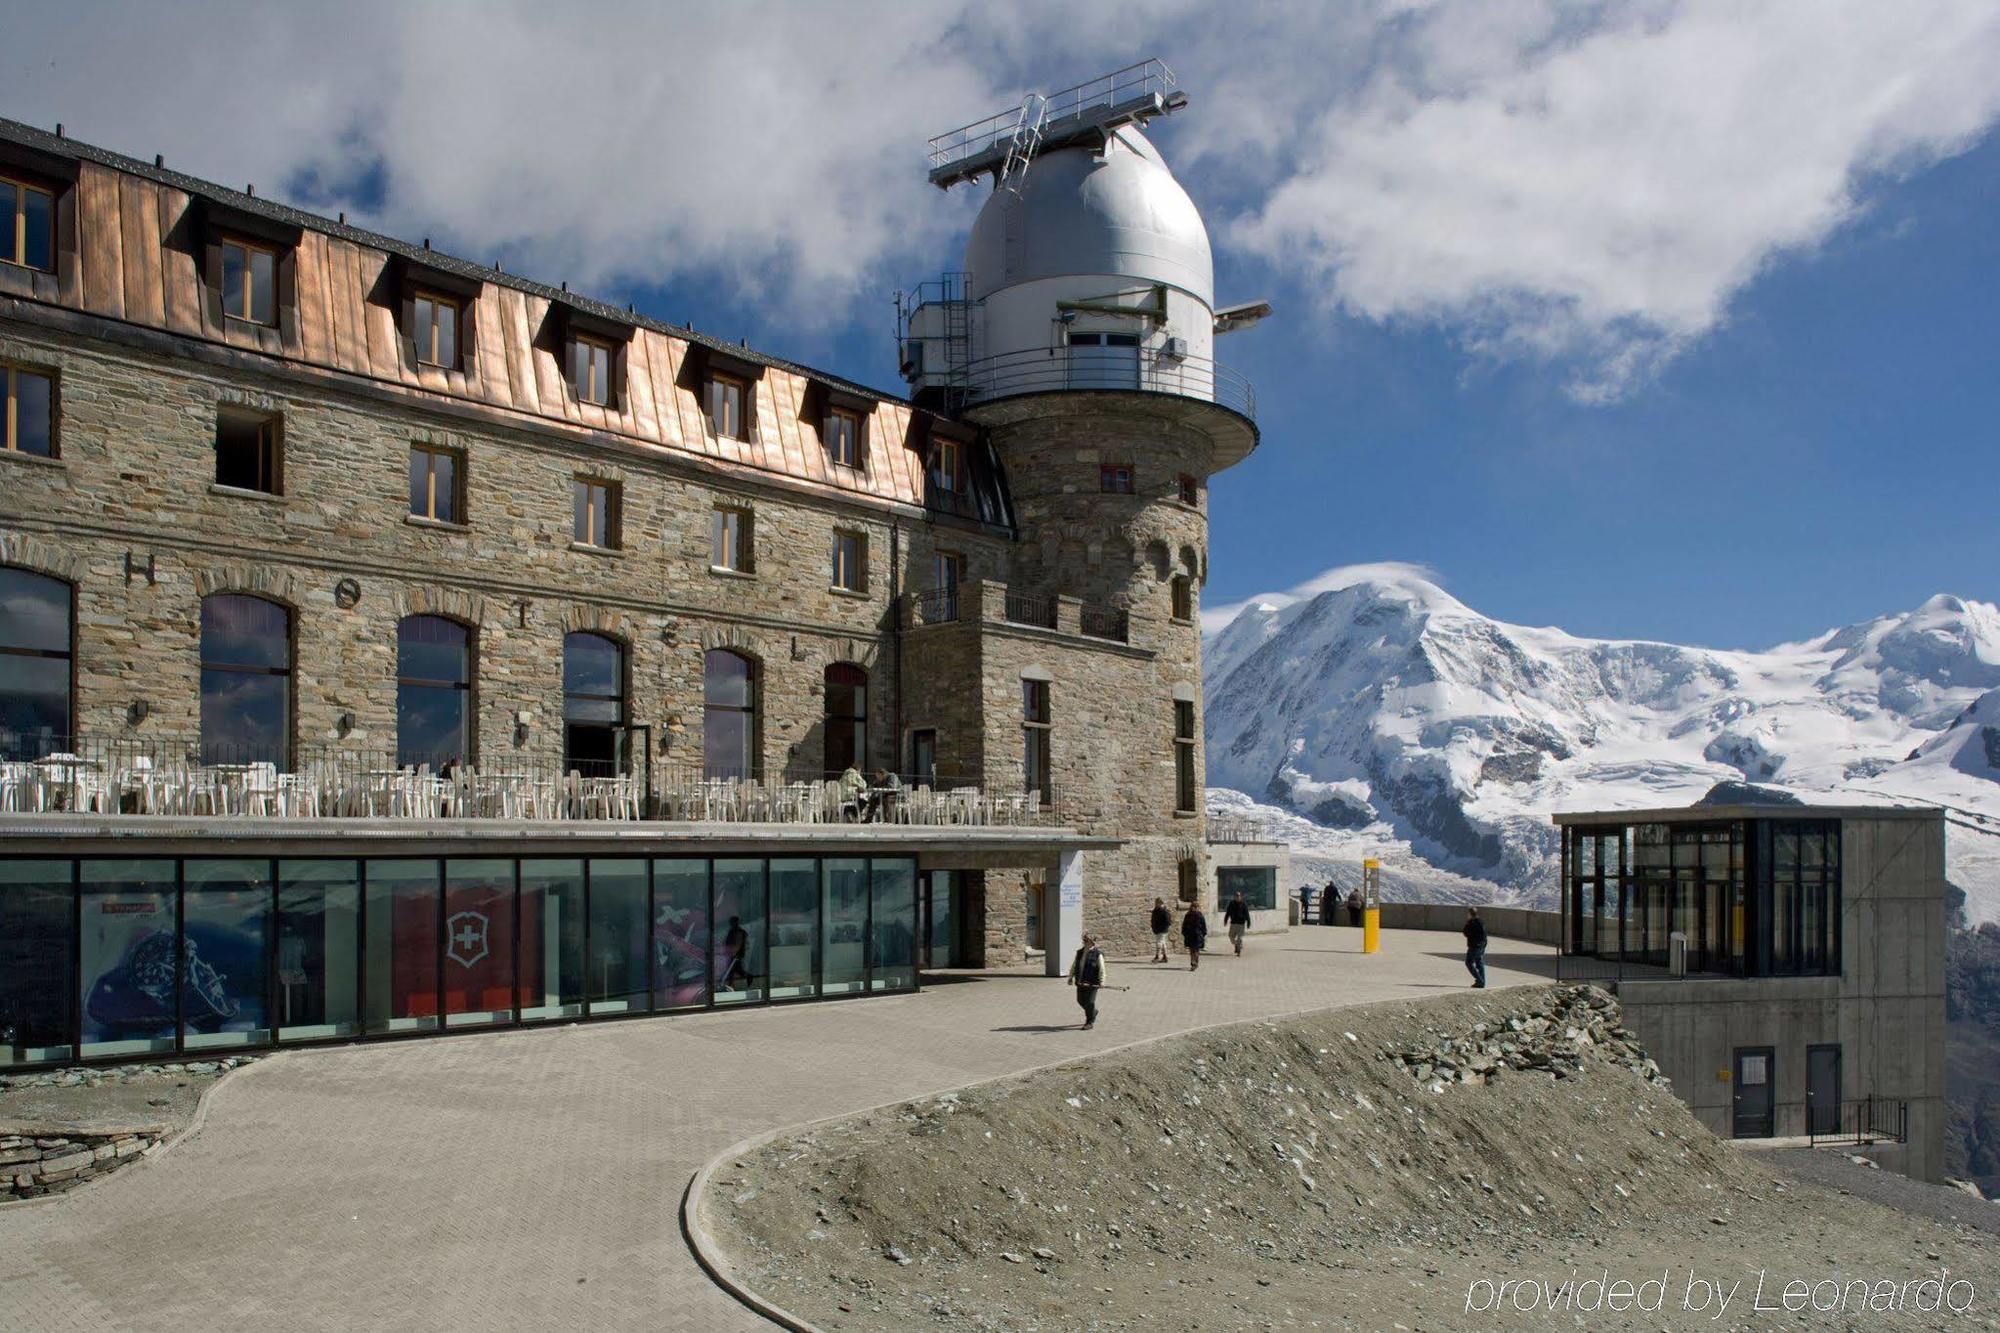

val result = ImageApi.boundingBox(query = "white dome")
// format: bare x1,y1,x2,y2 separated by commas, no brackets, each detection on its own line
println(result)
964,126,1213,305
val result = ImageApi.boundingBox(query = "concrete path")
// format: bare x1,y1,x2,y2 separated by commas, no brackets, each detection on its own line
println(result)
0,928,1553,1331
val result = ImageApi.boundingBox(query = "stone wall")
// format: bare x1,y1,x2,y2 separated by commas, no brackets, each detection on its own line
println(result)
2,1123,167,1198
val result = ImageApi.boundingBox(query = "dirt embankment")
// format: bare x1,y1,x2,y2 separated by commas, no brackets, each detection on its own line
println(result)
703,986,1999,1330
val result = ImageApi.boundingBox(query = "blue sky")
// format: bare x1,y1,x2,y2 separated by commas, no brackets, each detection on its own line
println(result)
10,1,1999,649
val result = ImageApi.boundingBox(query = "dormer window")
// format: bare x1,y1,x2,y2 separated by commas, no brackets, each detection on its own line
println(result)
930,437,962,493
1,176,55,272
706,372,748,440
570,335,614,406
412,291,460,369
221,238,278,326
825,407,861,467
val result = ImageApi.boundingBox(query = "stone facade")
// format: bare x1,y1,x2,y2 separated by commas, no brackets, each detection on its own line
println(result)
0,122,1257,969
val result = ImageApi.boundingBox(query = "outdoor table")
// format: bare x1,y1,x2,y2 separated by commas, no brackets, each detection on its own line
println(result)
32,755,101,811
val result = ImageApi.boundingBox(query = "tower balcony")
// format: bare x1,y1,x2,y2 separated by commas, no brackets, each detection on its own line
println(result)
953,346,1255,422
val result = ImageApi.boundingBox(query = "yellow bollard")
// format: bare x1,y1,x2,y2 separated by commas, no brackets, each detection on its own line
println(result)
1361,858,1381,954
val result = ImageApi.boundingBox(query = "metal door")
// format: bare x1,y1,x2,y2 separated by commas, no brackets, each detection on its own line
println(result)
1807,1044,1841,1136
1732,1047,1775,1138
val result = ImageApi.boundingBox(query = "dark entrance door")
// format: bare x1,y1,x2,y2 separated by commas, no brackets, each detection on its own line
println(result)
1732,1047,1775,1138
1807,1044,1841,1136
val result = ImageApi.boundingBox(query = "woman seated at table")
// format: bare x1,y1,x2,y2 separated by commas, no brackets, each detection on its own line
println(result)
837,766,867,822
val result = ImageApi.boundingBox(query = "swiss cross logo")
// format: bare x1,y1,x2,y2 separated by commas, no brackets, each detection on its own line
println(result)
445,911,490,969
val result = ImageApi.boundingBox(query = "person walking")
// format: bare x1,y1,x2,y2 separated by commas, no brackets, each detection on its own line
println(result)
1346,885,1364,928
1318,883,1337,926
1463,907,1488,988
1222,891,1252,956
1067,932,1108,1030
1181,902,1208,971
1149,897,1172,963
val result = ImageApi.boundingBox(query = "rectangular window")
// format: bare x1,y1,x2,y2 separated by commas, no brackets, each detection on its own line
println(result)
3,365,54,457
1178,472,1199,506
910,729,937,786
932,550,963,592
1171,575,1193,623
572,478,619,548
408,445,462,523
930,437,962,492
824,407,862,467
706,374,747,440
1100,463,1134,494
1,176,56,272
711,506,752,572
220,238,277,325
1219,866,1277,912
1174,698,1197,813
1022,678,1052,802
277,859,361,1042
215,409,282,494
569,336,613,406
412,291,460,369
831,529,866,592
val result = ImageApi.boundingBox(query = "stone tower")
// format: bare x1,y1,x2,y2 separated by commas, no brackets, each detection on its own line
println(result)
902,62,1266,957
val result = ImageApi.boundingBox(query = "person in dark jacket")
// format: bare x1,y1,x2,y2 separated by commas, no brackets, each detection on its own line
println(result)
1067,932,1107,1030
1181,904,1208,971
1463,907,1488,988
1149,898,1172,963
1318,883,1338,925
1347,886,1365,927
1222,891,1252,955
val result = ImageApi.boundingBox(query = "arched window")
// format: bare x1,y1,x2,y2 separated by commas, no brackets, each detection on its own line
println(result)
823,663,867,777
397,616,472,769
0,567,72,758
563,632,625,776
704,649,758,779
200,593,291,765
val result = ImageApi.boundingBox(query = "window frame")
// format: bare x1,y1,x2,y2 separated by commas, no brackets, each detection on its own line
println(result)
831,528,867,593
569,334,616,407
562,631,628,777
395,615,475,770
219,236,280,327
711,505,754,573
2,363,56,458
1099,463,1135,494
703,648,761,780
823,406,863,468
706,372,750,441
408,443,465,524
0,566,75,757
198,592,293,767
1174,698,1198,814
410,289,462,370
822,663,868,778
1178,472,1199,506
0,175,57,273
1170,575,1194,623
572,477,620,550
930,437,963,493
214,408,283,496
1022,677,1052,802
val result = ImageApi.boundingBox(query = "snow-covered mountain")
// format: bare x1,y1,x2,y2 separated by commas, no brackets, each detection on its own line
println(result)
1202,566,2000,922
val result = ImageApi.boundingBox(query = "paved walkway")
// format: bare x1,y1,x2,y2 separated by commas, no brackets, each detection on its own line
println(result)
0,928,1554,1331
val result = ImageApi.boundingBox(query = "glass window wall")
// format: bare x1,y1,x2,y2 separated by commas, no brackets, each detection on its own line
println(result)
587,859,649,1014
182,860,272,1049
822,858,869,995
365,859,440,1034
769,859,818,999
713,859,766,1005
0,860,73,1065
79,860,179,1059
278,860,360,1041
444,859,515,1027
870,860,916,991
652,860,710,1011
520,859,586,1022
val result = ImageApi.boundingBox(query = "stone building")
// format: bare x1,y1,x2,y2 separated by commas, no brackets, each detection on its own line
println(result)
0,58,1259,1051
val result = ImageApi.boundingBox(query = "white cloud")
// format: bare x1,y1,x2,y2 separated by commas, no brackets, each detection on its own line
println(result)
1200,560,1446,634
1234,0,2000,399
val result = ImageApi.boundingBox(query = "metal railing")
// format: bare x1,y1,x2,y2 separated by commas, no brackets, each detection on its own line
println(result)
927,59,1175,174
1079,603,1130,643
1808,1095,1909,1148
949,347,1255,420
913,587,959,625
1003,589,1058,629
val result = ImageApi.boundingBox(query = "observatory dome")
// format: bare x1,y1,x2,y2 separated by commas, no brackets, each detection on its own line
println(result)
964,126,1212,305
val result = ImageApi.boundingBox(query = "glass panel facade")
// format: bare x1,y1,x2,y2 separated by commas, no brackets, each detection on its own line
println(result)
519,859,586,1022
365,859,440,1034
587,859,648,1014
444,859,515,1027
79,860,178,1059
1,855,919,1066
278,860,360,1041
870,860,916,991
713,859,766,1005
652,860,709,1011
182,860,272,1049
822,859,869,995
769,859,818,999
0,860,73,1065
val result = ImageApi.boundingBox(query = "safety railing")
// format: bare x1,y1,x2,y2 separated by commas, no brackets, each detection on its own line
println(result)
1079,603,1130,643
1808,1095,1909,1148
927,59,1175,174
913,587,959,626
1003,589,1058,630
950,346,1255,420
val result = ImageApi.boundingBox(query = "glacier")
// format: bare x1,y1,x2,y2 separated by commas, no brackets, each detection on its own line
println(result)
1202,567,2000,922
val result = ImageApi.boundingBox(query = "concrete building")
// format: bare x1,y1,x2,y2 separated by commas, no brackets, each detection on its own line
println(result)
1206,830,1291,935
1553,802,1948,1181
0,64,1260,1067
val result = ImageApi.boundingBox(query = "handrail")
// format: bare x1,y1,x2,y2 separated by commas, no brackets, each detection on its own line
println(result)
928,60,1174,172
1003,589,1058,629
952,346,1255,420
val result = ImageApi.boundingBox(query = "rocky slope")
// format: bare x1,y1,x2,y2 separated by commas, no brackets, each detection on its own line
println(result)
1203,566,2000,920
706,988,1998,1330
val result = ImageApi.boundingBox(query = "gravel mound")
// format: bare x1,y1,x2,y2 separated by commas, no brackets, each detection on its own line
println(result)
704,986,1998,1330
